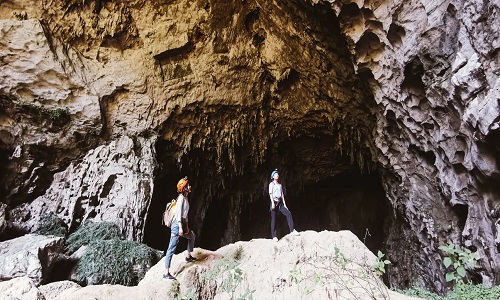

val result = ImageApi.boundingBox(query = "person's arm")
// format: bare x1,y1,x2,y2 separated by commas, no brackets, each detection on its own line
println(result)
282,185,288,209
269,183,275,210
184,203,190,234
176,195,184,236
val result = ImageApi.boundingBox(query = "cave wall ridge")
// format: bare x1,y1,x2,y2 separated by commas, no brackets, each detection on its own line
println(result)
326,0,500,289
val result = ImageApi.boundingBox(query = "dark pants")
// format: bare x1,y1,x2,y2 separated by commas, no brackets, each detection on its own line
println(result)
271,203,294,238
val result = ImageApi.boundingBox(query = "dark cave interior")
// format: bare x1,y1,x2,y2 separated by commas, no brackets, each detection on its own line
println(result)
144,136,390,256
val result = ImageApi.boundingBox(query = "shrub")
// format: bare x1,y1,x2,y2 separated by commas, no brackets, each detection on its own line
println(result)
66,221,121,254
396,283,500,300
35,212,68,237
75,238,162,286
395,288,444,300
438,243,477,284
449,283,500,300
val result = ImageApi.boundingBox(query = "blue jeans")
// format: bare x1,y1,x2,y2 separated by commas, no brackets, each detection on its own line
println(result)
164,221,196,269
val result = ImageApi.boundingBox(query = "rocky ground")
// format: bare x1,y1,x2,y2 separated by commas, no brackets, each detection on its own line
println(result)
0,230,421,300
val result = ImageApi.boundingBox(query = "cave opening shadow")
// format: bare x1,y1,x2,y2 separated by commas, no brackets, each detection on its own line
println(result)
143,169,185,253
294,170,389,253
240,169,390,254
199,196,230,251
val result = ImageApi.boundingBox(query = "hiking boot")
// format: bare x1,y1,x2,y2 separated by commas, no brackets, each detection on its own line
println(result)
163,273,176,280
272,237,278,242
185,256,197,262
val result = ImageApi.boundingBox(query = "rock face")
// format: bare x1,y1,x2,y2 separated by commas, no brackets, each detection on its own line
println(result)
10,135,157,241
325,0,500,291
0,234,64,286
0,0,499,294
0,203,6,236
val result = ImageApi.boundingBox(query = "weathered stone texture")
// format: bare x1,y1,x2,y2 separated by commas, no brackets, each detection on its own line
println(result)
0,0,499,294
53,231,421,300
0,234,64,286
327,0,500,291
10,136,157,241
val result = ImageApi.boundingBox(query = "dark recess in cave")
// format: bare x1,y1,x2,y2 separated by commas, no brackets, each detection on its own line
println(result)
451,203,468,231
144,137,390,256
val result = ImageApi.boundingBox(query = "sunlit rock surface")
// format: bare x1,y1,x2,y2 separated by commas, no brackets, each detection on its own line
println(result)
0,0,499,294
0,234,64,286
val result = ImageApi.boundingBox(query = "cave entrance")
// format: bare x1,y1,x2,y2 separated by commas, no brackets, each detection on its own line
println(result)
144,136,390,256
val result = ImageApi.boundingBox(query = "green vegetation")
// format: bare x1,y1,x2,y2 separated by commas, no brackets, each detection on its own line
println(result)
288,246,390,299
40,107,70,120
397,284,500,300
438,243,477,284
202,249,255,300
18,102,70,121
35,212,68,237
374,250,391,276
75,238,162,286
396,243,498,300
67,220,162,286
65,221,122,254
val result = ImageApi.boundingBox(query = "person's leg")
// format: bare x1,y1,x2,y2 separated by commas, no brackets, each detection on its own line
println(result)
184,230,196,259
164,222,180,278
279,205,295,233
270,208,277,239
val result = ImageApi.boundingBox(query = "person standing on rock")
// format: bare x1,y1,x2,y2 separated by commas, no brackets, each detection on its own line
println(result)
269,169,298,241
163,176,197,280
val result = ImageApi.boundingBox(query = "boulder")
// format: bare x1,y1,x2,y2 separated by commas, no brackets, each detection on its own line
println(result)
0,276,45,300
0,234,64,286
38,281,80,300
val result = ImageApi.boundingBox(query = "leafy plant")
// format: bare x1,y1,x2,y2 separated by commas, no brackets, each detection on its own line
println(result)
203,256,255,300
75,238,162,286
65,221,122,254
374,250,391,276
438,244,477,283
289,246,390,299
35,212,68,237
175,288,197,300
40,107,69,120
396,283,500,300
395,287,445,300
450,283,500,300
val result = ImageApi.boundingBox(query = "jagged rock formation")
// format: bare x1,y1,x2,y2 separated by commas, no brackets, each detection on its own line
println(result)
10,135,157,241
0,0,499,294
0,234,64,286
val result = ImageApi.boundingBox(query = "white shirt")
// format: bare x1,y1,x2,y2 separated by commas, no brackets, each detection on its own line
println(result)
269,181,284,200
174,193,189,222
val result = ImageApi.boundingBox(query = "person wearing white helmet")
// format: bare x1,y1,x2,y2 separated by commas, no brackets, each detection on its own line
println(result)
269,169,298,241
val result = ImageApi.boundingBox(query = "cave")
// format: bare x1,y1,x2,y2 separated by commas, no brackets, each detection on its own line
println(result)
144,135,390,256
137,0,392,259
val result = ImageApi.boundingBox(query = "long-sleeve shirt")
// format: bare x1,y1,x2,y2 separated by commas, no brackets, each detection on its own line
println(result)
174,193,189,223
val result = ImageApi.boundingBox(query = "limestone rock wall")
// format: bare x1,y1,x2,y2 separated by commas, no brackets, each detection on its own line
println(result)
326,0,500,291
10,135,157,241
